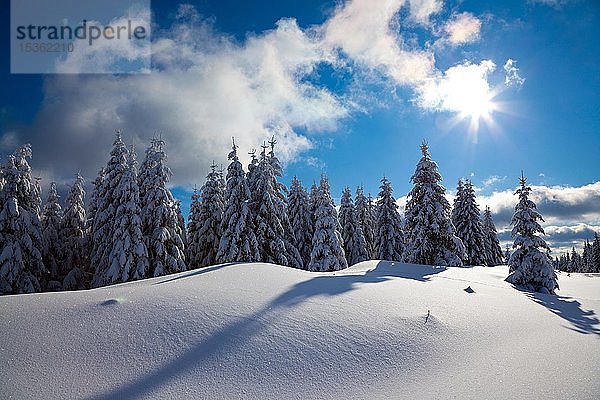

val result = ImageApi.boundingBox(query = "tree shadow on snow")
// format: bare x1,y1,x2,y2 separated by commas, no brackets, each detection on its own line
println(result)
271,261,446,307
528,293,600,336
87,261,445,399
152,263,238,285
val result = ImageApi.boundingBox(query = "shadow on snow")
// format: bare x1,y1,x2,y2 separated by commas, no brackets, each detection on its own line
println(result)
87,261,445,400
152,263,238,285
528,293,600,336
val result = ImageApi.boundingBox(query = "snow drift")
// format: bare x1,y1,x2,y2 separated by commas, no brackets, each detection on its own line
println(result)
1,261,599,399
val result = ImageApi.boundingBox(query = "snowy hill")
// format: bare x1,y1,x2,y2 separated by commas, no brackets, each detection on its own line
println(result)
1,261,599,399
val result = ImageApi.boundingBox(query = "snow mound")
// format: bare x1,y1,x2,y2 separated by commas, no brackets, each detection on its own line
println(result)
1,261,599,399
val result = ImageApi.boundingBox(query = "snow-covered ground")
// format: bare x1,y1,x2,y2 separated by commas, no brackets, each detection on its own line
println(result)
1,261,599,399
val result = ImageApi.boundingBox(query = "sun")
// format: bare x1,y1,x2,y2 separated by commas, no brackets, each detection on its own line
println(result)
455,83,498,133
438,60,501,135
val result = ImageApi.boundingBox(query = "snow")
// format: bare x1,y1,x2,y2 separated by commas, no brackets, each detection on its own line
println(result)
1,262,599,399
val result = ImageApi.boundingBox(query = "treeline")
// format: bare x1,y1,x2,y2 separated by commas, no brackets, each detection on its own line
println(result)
553,236,600,273
0,134,557,295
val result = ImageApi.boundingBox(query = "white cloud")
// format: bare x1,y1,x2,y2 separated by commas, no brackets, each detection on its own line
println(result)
407,0,443,25
19,13,346,186
442,12,482,45
477,181,600,229
482,175,507,187
417,60,496,112
54,7,151,73
503,59,525,88
395,181,600,254
322,0,435,86
6,1,514,187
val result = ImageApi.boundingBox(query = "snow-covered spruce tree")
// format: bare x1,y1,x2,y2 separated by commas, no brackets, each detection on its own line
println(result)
568,247,582,273
287,176,313,269
191,163,224,268
246,149,259,199
139,139,186,277
452,180,486,265
375,177,404,261
451,179,465,227
308,174,347,272
482,206,504,266
217,139,260,263
268,137,302,268
403,141,465,266
90,134,127,287
592,233,600,272
91,134,149,287
0,145,45,294
505,173,558,294
186,186,203,268
61,173,89,290
174,199,187,251
41,182,64,289
308,181,319,221
339,187,369,266
101,145,150,285
355,186,375,259
250,143,301,268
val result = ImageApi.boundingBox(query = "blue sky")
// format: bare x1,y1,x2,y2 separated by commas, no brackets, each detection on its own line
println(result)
1,0,599,253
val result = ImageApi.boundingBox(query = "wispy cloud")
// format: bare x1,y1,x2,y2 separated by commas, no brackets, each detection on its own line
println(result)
529,0,572,9
407,0,443,25
442,12,482,46
503,59,525,89
482,175,507,188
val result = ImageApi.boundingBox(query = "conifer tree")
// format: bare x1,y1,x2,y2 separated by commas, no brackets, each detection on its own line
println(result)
308,181,319,222
174,199,187,250
217,138,260,263
403,141,465,266
0,145,45,294
568,247,582,273
339,187,369,266
268,137,302,267
505,172,558,294
375,177,404,261
246,149,259,199
61,173,89,290
591,233,600,272
482,206,504,266
41,182,64,289
139,139,186,276
192,162,224,268
186,186,203,268
250,142,301,268
452,180,486,265
90,133,128,285
451,179,465,227
308,174,347,272
288,176,313,269
91,134,150,287
355,186,375,259
582,240,592,272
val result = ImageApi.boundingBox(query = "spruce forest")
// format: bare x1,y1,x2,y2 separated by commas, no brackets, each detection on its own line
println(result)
2,132,593,296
